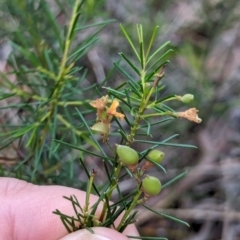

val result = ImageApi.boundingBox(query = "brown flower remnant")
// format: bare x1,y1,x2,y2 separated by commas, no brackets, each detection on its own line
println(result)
141,160,154,172
89,95,109,121
89,95,108,109
177,108,202,123
90,96,125,122
107,99,125,120
90,96,125,141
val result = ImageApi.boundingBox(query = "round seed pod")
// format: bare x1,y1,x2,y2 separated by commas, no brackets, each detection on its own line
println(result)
181,94,194,103
142,176,162,196
116,145,139,166
147,150,165,164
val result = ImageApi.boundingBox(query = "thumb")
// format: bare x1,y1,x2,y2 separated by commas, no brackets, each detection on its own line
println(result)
59,227,131,240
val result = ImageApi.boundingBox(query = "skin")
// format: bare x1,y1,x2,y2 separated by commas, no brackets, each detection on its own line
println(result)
0,177,139,240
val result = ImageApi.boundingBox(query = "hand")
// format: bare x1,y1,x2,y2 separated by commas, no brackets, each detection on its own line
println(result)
0,177,139,240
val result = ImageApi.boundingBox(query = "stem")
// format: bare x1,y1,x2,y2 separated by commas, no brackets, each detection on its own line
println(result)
14,88,47,101
106,140,114,154
85,170,95,212
39,0,82,150
49,0,82,119
127,66,166,144
57,101,84,106
141,111,174,119
84,170,96,226
57,114,82,135
99,163,122,222
116,188,142,231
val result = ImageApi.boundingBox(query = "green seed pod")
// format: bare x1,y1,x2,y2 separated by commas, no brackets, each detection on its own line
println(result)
142,176,162,196
116,145,139,166
147,149,165,164
181,94,194,103
91,122,109,134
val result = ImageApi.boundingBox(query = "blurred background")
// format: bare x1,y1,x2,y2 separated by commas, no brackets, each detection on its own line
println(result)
1,0,240,239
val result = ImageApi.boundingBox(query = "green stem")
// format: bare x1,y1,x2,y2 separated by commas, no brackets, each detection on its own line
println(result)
141,111,174,119
85,171,95,212
49,0,82,117
57,101,84,106
116,188,142,231
56,114,82,135
39,0,82,150
84,170,95,226
99,163,122,222
127,68,166,143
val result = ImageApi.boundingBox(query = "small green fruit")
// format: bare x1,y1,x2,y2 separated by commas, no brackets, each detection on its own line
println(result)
142,176,162,196
181,94,194,103
147,150,165,164
91,122,109,134
116,145,139,166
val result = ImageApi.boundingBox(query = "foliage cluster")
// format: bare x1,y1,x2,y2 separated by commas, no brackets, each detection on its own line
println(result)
0,1,202,239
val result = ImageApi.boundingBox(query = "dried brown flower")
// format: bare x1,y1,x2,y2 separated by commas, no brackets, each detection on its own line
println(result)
89,95,108,110
107,99,125,120
177,108,202,123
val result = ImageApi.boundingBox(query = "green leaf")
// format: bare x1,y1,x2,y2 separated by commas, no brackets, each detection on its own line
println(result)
162,170,188,189
0,93,16,101
26,127,38,147
42,0,63,50
147,49,173,71
145,157,166,173
31,133,46,181
147,41,171,64
12,124,37,138
68,0,84,39
54,139,113,161
68,37,98,61
146,26,160,59
11,42,39,67
127,81,142,97
155,94,176,104
139,41,145,69
100,59,121,87
113,63,142,97
120,24,140,61
135,140,197,148
43,49,55,73
145,61,170,82
136,24,145,68
75,19,116,31
139,134,179,151
142,204,190,227
113,62,136,83
119,52,141,76
141,117,173,128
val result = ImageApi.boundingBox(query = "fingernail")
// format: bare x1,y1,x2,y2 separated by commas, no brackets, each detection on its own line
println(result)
93,236,112,240
59,231,112,240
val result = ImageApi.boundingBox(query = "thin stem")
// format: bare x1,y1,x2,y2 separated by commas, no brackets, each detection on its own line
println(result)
49,0,82,118
116,188,142,231
85,171,95,212
106,141,115,154
14,88,47,101
57,101,84,106
126,67,167,142
84,170,96,226
38,0,82,150
57,114,82,135
99,163,123,222
141,111,174,119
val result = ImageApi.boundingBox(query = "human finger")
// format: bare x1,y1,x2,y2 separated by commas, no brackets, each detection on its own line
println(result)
0,177,138,240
